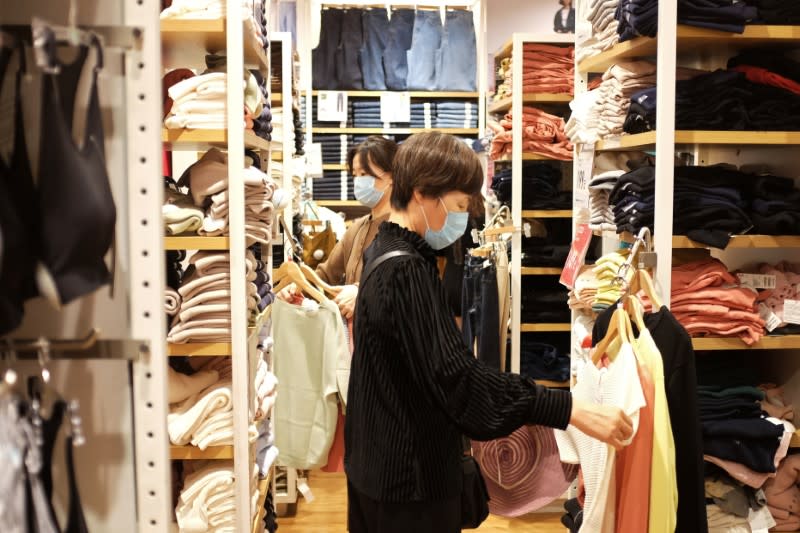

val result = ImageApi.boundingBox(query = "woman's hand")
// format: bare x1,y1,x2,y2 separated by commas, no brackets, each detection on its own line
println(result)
334,284,359,320
276,282,300,302
569,399,634,451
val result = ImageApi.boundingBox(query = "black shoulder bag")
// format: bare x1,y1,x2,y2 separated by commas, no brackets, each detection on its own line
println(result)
361,250,491,529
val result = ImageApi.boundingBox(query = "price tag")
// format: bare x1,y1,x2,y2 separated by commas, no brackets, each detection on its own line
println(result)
784,299,800,325
574,144,594,210
380,92,411,123
306,142,323,178
560,224,592,289
737,273,777,290
317,91,348,122
297,479,315,502
758,303,782,332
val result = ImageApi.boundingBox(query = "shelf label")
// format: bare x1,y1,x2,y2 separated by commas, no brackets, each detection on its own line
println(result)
737,273,776,290
317,91,348,122
306,142,323,178
574,144,594,211
758,303,782,332
784,299,800,326
380,92,411,124
560,223,592,290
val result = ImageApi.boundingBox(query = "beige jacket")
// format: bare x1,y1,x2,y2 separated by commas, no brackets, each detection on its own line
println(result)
316,212,389,286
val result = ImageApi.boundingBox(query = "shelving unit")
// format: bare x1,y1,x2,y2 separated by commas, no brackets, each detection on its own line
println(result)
490,33,575,376
672,235,800,249
310,90,479,98
311,127,480,135
692,336,800,351
160,6,276,531
596,131,800,151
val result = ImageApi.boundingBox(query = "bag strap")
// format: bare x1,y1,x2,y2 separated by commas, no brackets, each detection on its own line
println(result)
361,250,416,284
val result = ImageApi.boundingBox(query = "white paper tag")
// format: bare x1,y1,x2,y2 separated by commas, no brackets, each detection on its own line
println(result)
574,144,594,210
758,303,782,332
317,91,348,122
380,92,411,123
737,273,777,290
784,299,800,325
297,479,315,502
306,143,323,178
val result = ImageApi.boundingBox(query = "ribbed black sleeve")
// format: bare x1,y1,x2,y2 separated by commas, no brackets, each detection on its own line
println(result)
344,222,572,503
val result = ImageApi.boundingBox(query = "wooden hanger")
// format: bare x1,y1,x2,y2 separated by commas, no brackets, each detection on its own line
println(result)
298,262,341,297
637,268,663,309
592,304,631,364
272,261,326,303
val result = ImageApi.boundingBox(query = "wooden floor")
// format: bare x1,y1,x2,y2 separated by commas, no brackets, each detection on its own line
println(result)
278,471,567,532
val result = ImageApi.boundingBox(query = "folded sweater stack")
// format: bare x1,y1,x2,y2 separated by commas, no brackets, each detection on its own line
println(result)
670,259,765,345
576,0,620,64
165,72,259,130
489,106,573,161
161,0,268,51
166,250,260,344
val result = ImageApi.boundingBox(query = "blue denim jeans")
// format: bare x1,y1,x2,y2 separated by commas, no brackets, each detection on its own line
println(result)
278,1,297,46
406,10,443,91
312,9,343,89
436,10,477,91
461,256,500,370
360,9,390,90
335,9,365,89
384,9,415,90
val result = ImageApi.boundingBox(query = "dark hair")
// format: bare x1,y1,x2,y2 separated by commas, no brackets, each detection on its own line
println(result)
390,132,483,210
346,136,398,177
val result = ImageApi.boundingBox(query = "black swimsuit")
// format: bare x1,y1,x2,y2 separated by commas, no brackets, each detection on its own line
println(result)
37,33,116,304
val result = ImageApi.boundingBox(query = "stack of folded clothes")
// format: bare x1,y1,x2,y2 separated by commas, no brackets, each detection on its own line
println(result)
495,57,512,100
729,49,800,97
589,249,630,311
577,0,620,63
679,0,757,33
163,187,204,235
175,460,260,532
251,70,272,141
315,134,354,164
312,171,351,200
167,251,260,343
521,44,574,95
624,68,800,134
164,73,236,130
588,171,622,232
491,162,571,210
520,279,570,324
695,353,795,532
615,0,658,42
435,101,479,128
738,262,800,335
568,266,599,313
520,218,572,268
565,88,601,144
251,250,274,320
489,106,573,160
173,148,284,245
168,356,258,449
748,173,800,235
670,259,765,345
519,334,571,383
748,0,800,24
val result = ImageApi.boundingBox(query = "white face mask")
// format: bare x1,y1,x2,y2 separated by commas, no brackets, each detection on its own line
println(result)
353,175,389,208
419,198,469,250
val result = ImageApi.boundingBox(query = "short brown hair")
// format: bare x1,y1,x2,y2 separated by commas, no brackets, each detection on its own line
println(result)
390,132,483,209
346,136,398,177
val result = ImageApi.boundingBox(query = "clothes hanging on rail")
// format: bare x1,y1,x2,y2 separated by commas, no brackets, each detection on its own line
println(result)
593,304,708,533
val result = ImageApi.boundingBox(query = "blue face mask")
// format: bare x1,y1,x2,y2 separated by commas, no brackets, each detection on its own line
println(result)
353,175,389,208
420,198,469,250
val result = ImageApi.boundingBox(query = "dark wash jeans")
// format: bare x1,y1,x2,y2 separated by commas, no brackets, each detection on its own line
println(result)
461,255,500,370
312,9,343,89
384,9,415,90
360,9,389,90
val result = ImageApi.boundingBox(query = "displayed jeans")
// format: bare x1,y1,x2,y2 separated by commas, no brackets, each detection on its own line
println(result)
336,9,365,89
312,9,344,89
436,9,477,91
384,9,416,90
277,1,297,46
520,339,570,382
406,9,443,91
461,255,500,370
360,9,390,90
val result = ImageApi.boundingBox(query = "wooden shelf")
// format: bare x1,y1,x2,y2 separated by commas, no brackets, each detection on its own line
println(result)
311,127,479,135
167,342,232,356
271,93,283,104
495,153,572,162
488,93,572,114
692,335,800,351
164,236,230,250
579,25,800,73
791,430,800,449
170,444,234,460
597,130,800,150
521,267,563,275
534,379,570,388
310,90,479,98
253,473,273,533
316,200,364,207
521,210,572,218
520,323,571,332
322,163,347,170
673,235,800,249
162,128,271,151
160,18,269,69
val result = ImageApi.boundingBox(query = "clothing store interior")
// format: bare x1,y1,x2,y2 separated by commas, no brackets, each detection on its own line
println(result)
3,0,800,531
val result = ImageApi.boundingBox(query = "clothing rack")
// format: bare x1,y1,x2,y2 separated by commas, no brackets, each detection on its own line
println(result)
612,227,655,288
